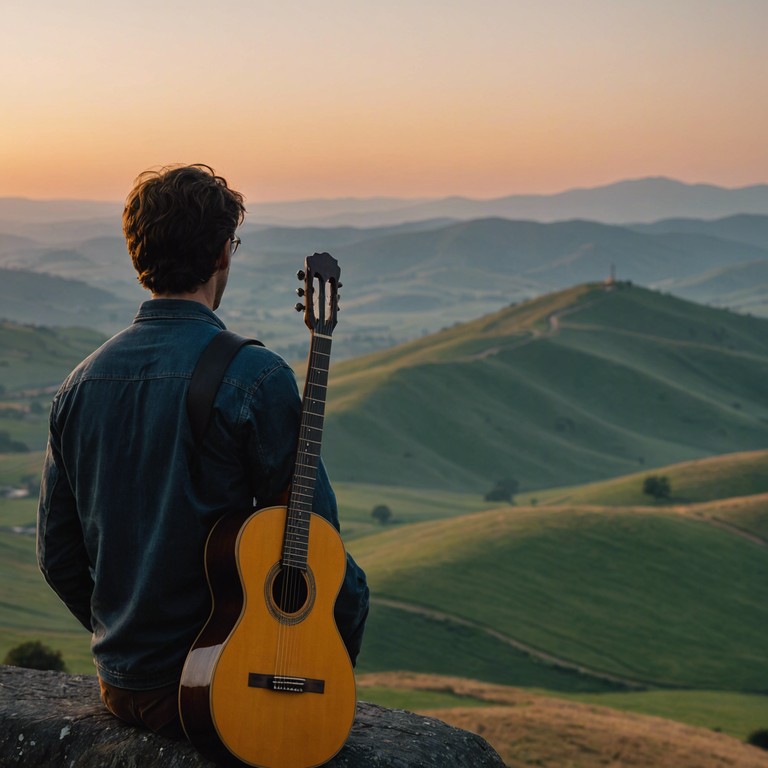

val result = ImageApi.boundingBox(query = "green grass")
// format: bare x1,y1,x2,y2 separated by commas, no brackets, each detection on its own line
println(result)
0,451,44,487
0,525,92,672
703,496,768,541
357,685,489,711
556,689,768,741
334,481,493,539
355,602,623,693
348,505,768,691
356,684,768,743
0,320,104,393
323,284,768,493
0,489,92,672
525,449,768,507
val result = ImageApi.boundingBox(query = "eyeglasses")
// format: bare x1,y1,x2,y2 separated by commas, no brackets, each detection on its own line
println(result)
230,236,241,256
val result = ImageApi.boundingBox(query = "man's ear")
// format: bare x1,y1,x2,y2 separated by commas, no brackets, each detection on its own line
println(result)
217,245,232,271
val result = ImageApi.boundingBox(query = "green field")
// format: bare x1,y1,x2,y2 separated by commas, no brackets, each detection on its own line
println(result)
557,689,768,741
348,504,768,691
356,683,768,742
355,601,624,693
524,449,768,507
323,284,768,492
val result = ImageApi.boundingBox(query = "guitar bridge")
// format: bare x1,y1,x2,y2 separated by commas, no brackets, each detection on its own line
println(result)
248,672,325,694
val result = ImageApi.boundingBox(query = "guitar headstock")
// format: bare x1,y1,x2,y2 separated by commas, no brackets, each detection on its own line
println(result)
296,252,341,336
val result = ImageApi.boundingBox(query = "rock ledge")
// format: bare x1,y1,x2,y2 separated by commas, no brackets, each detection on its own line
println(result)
0,665,505,767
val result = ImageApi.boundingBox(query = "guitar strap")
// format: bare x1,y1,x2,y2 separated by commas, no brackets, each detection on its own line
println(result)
187,330,264,446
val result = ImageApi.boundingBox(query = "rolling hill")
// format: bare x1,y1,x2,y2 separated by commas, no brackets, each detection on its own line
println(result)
4,204,768,360
526,449,768,507
348,500,768,692
0,269,134,333
0,320,106,395
323,282,768,492
358,673,768,768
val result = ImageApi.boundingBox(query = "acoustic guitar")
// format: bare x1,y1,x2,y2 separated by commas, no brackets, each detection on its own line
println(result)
179,252,355,768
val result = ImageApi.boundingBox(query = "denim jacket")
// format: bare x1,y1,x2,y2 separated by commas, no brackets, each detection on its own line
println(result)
37,299,368,690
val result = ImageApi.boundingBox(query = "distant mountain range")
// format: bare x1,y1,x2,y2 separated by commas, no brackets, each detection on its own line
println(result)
3,208,768,358
3,177,768,233
244,177,768,226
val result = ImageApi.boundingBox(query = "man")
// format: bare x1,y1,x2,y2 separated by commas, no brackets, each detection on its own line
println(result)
37,164,369,738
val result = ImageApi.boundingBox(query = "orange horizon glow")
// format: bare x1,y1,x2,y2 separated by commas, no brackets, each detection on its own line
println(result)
1,1,766,203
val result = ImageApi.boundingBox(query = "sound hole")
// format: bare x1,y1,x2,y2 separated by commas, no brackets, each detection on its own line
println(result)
265,563,316,625
272,566,308,614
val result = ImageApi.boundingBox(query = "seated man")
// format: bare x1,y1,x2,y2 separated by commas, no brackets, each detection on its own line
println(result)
37,164,369,738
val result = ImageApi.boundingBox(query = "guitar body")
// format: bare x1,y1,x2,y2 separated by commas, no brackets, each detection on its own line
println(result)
179,505,356,768
181,253,354,767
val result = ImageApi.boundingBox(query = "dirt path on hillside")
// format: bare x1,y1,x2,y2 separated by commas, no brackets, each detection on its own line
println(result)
467,296,601,361
376,596,653,690
678,501,768,547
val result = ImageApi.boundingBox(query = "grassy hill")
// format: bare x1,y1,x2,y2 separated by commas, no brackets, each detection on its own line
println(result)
0,320,106,394
348,501,768,692
0,321,107,453
324,283,768,492
5,210,768,359
357,673,768,767
527,449,768,507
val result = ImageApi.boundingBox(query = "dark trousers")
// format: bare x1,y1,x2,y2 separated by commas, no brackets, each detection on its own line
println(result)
98,677,185,739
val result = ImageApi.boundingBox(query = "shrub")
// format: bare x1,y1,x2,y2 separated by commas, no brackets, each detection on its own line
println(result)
747,729,768,750
371,505,392,525
3,640,67,672
484,478,519,503
643,475,671,501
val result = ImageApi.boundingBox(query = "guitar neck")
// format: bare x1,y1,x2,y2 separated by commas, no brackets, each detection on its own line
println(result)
282,332,332,569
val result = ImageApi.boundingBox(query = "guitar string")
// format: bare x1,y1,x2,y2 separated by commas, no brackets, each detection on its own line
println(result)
276,322,330,685
278,334,322,684
276,287,315,683
275,274,336,691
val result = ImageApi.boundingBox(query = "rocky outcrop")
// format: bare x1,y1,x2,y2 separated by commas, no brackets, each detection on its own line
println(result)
0,665,505,767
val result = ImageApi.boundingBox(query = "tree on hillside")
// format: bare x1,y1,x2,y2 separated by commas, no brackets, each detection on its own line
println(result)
643,475,671,502
371,504,393,525
747,729,768,751
3,640,67,672
484,478,519,504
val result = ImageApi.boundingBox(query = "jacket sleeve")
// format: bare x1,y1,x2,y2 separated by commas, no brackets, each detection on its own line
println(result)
245,362,369,665
36,403,94,632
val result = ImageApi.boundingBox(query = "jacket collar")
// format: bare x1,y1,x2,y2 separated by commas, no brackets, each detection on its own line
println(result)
132,299,226,329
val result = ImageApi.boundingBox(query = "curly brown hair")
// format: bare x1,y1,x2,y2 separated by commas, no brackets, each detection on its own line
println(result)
123,164,246,295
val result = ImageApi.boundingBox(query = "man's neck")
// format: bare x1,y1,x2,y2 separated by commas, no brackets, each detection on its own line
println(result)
152,286,216,311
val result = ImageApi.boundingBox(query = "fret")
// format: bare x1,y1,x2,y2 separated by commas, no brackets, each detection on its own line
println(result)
280,273,337,570
284,545,308,554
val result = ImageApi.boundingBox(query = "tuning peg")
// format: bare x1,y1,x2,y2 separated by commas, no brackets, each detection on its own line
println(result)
297,269,305,281
295,302,305,312
338,282,343,289
296,287,305,297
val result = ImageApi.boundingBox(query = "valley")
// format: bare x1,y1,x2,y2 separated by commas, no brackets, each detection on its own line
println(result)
2,190,768,764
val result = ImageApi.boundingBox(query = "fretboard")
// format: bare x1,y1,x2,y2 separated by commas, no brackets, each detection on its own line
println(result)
282,333,332,569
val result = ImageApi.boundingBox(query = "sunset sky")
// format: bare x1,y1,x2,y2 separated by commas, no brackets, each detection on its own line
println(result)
1,0,766,203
